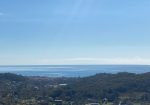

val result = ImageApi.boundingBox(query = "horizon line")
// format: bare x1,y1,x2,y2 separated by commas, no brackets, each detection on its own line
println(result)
0,64,150,66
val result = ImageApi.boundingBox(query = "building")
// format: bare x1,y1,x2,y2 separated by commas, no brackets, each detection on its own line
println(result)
85,103,100,105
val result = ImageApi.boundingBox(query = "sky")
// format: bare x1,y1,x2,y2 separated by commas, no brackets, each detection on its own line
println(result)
0,0,150,65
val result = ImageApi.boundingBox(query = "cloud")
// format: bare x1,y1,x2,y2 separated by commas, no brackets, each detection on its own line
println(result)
36,57,150,65
1,57,150,65
65,57,150,65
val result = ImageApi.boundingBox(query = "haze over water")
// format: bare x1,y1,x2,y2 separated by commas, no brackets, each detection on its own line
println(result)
0,65,150,77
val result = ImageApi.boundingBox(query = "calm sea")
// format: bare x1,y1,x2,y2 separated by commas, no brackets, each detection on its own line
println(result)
0,65,150,77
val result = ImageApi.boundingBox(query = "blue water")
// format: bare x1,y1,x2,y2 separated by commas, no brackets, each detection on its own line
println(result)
0,65,150,77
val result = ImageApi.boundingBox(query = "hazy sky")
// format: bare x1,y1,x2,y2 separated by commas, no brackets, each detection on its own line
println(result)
0,0,150,65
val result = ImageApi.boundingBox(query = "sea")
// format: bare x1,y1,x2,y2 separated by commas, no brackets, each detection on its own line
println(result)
0,65,150,77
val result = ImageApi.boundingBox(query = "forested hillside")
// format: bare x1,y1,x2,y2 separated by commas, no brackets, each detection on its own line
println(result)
0,72,150,105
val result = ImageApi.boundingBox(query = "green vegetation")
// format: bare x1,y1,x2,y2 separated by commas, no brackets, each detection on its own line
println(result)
0,72,150,105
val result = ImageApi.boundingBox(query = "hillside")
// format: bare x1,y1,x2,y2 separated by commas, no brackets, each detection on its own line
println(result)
0,73,150,105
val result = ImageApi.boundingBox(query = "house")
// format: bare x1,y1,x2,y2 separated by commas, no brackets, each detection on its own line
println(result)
59,83,67,86
54,99,63,105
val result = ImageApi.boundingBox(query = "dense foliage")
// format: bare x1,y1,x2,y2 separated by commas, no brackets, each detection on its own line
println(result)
0,72,150,105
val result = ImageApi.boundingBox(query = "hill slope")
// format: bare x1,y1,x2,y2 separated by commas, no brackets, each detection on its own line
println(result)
0,72,150,105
